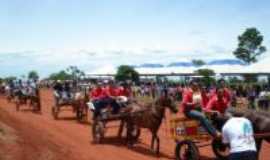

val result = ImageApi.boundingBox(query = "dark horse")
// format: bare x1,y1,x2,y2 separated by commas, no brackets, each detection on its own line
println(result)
16,88,41,112
211,108,270,159
125,95,178,155
227,109,270,155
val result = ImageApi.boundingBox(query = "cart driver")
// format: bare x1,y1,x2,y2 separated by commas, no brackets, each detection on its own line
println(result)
181,79,221,139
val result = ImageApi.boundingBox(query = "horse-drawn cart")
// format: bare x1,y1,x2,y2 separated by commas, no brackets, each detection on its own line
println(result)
170,117,229,160
14,88,41,112
90,101,141,144
51,91,75,119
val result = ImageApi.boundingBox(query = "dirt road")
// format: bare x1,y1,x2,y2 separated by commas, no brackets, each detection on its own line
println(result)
0,89,269,160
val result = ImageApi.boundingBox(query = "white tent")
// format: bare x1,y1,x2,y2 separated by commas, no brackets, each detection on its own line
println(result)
86,58,270,76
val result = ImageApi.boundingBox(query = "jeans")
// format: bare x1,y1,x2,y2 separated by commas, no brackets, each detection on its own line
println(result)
229,151,257,160
102,97,120,114
93,97,120,118
93,100,106,118
185,110,217,137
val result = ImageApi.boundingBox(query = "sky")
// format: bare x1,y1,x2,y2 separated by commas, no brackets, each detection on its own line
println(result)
1,0,270,77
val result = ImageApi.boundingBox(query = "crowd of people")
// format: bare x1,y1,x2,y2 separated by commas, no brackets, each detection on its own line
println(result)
85,78,267,160
2,79,38,99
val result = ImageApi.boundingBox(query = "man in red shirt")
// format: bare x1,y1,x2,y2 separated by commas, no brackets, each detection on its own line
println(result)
101,81,122,114
181,80,220,138
89,83,104,101
118,83,132,97
205,87,229,115
205,87,230,130
89,83,107,118
210,79,231,103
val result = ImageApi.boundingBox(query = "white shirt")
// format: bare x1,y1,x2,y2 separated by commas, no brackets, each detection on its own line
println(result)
192,92,202,104
222,117,256,153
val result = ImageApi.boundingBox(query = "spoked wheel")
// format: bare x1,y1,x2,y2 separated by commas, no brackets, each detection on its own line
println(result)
119,121,141,140
76,110,83,122
130,125,141,141
76,106,84,122
52,105,59,119
92,120,105,144
212,139,229,160
175,140,199,160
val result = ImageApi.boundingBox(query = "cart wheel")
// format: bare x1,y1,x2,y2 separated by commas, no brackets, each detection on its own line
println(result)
52,105,59,119
212,139,229,160
131,126,141,141
121,122,141,141
175,140,199,160
76,107,84,122
92,120,105,144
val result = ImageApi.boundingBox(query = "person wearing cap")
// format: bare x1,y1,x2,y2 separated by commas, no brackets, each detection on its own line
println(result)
181,80,221,138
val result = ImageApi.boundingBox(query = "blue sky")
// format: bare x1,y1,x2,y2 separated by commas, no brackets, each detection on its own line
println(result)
1,0,270,77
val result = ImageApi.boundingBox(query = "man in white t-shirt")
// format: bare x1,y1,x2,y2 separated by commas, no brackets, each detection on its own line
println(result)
222,116,257,160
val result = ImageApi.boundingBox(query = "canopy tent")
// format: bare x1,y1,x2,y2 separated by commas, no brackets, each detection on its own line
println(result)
86,58,270,77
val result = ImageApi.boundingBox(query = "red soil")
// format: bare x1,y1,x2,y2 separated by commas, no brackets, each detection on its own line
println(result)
0,89,269,160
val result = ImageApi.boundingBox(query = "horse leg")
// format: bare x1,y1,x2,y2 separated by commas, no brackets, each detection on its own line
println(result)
156,135,160,155
256,138,263,159
126,121,134,147
150,134,155,151
118,120,124,138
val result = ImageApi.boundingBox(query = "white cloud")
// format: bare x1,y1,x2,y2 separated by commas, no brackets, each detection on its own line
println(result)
0,47,243,78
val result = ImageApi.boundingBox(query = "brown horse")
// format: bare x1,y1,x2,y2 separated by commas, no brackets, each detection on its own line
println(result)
125,95,178,155
222,108,270,158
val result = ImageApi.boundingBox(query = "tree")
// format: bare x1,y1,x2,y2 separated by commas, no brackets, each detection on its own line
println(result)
242,74,258,83
233,27,267,65
195,68,215,87
115,65,139,83
192,59,206,67
28,70,39,80
66,66,85,80
4,76,16,82
195,68,215,77
49,70,72,80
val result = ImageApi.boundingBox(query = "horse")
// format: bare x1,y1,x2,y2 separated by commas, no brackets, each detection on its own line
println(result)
125,95,178,155
211,108,270,159
28,88,41,112
15,87,41,112
72,89,90,122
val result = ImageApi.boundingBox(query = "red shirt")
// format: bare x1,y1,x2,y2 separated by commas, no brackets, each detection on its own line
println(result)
201,91,210,109
90,87,104,100
210,87,231,103
206,95,229,114
104,86,120,97
118,87,131,97
181,88,208,112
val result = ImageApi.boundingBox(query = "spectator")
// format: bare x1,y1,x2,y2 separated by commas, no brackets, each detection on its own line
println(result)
222,115,257,160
